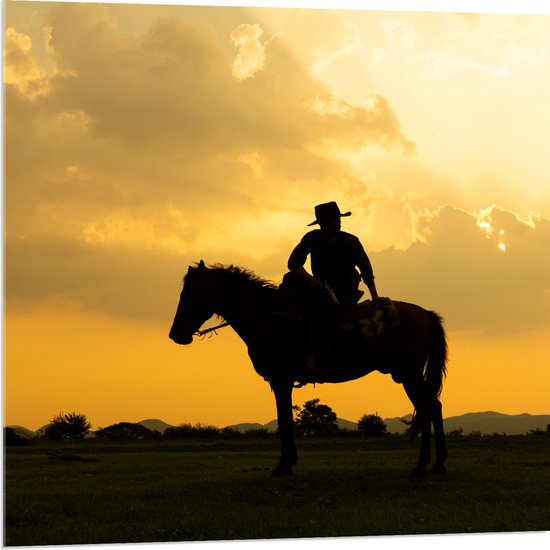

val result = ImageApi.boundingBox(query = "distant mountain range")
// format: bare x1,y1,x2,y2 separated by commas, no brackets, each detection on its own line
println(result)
6,411,550,439
230,412,550,435
236,417,359,433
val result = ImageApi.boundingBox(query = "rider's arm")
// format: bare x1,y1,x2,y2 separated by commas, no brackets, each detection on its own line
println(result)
288,232,325,289
364,277,380,301
351,235,379,300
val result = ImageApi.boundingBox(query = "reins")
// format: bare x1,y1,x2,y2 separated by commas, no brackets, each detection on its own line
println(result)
194,322,230,339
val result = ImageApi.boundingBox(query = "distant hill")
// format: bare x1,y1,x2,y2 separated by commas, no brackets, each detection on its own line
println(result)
336,418,358,431
441,411,550,435
7,412,550,438
383,415,413,434
383,411,550,435
224,422,265,433
262,412,550,435
257,417,358,433
262,420,278,432
137,419,173,434
5,425,36,439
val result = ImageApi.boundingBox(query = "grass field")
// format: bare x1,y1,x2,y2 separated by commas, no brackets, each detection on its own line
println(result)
4,434,550,546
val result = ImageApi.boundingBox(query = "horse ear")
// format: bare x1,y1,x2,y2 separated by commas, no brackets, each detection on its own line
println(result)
198,260,205,269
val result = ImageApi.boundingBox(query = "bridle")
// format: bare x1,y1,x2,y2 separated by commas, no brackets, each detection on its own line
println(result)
181,266,231,339
194,321,230,338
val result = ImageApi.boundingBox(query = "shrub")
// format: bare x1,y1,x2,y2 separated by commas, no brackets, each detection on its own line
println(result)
294,399,339,437
44,412,91,440
164,423,220,439
94,422,159,441
5,428,28,447
243,428,270,439
357,413,388,437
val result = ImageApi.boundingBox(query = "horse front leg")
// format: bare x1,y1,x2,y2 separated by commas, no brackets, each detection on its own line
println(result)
271,380,297,476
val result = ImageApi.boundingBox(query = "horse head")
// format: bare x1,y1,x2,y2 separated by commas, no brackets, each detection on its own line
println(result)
169,260,216,345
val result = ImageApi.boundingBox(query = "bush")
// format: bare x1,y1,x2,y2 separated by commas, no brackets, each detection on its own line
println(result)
94,422,159,441
357,413,387,437
220,427,241,438
164,423,220,439
294,399,339,437
243,428,270,439
44,412,91,440
5,428,28,447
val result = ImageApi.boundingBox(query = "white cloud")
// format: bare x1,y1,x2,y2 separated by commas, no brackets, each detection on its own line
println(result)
372,13,550,80
230,23,265,80
422,50,508,79
380,19,418,52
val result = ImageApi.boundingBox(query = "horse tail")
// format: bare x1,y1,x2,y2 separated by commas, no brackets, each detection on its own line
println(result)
425,310,448,398
409,310,448,440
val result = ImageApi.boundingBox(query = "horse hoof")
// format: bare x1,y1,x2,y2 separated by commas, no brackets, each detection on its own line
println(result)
271,466,293,477
431,463,446,475
409,467,426,479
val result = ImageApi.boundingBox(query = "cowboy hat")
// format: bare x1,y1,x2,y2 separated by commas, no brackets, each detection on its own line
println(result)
307,201,351,226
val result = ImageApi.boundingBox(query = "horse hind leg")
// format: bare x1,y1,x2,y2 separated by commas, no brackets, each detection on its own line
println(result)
431,399,447,475
411,410,432,479
408,397,447,478
402,377,432,479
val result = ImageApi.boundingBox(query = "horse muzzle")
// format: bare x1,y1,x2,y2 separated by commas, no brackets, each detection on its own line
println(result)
169,329,193,345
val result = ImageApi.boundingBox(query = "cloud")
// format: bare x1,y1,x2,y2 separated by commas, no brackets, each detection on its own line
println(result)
7,200,549,339
5,3,415,293
6,3,420,324
10,5,548,339
4,27,50,99
380,19,419,53
372,13,550,80
230,23,265,80
373,205,550,335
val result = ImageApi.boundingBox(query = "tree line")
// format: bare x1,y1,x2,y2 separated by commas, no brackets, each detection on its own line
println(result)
7,399,390,445
9,401,549,445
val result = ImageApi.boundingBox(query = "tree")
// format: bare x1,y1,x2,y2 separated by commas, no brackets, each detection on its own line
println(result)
357,413,387,437
294,398,338,437
44,412,91,440
94,422,158,441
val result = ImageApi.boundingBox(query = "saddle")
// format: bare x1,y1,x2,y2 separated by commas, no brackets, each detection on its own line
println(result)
337,298,400,338
282,298,400,387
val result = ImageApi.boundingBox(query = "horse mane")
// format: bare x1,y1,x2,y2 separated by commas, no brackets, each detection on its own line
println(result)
205,263,279,293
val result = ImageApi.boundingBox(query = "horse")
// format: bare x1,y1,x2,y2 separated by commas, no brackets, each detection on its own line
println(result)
169,260,448,478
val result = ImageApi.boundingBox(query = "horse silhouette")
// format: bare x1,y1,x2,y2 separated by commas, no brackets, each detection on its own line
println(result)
169,261,448,478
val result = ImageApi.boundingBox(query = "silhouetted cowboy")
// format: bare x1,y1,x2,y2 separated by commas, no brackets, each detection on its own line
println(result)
282,201,381,370
288,201,379,305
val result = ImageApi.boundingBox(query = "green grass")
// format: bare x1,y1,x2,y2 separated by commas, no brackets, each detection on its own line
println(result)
4,434,550,545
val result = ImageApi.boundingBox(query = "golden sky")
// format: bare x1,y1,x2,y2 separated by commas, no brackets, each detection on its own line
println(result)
4,1,550,431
